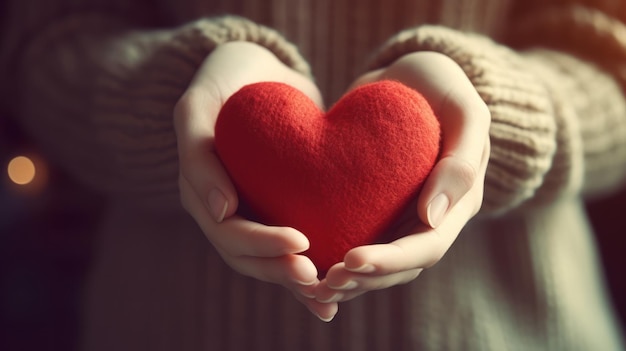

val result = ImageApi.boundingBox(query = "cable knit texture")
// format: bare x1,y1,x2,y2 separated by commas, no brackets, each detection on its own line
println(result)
2,0,625,350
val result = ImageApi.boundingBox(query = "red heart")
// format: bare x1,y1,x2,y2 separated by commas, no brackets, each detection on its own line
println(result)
215,80,440,275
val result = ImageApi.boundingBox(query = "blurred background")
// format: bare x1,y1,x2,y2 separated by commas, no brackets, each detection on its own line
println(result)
0,108,107,351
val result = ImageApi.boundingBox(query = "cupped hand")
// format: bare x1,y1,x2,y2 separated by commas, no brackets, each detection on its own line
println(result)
173,41,336,321
314,51,491,304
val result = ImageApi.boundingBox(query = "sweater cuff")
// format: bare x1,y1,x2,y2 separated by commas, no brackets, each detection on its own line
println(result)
115,16,311,206
523,49,626,199
166,15,311,79
511,5,626,198
367,25,562,214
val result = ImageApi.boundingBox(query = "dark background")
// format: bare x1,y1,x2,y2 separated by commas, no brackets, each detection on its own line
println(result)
0,113,106,351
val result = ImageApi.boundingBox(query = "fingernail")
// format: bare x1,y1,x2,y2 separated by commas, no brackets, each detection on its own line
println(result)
317,292,344,303
293,278,317,286
298,286,316,299
331,280,358,290
317,313,335,323
301,291,316,299
208,188,228,223
427,193,449,228
346,264,375,273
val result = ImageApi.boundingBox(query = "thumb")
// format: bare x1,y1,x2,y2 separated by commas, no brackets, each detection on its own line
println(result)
193,151,238,223
174,90,238,223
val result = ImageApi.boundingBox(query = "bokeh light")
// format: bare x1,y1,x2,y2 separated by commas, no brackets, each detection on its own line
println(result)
5,153,48,195
7,156,36,185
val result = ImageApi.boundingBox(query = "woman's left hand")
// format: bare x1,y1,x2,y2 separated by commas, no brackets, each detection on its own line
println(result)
313,51,491,304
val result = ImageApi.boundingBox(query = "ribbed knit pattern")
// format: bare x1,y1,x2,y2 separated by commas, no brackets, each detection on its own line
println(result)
2,0,626,350
511,4,626,197
82,201,623,351
367,25,559,213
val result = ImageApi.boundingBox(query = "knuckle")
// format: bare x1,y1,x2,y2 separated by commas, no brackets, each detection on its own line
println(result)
370,279,390,291
450,157,478,192
216,250,242,273
179,195,191,213
424,253,443,268
472,190,485,216
173,93,193,129
246,226,293,258
173,84,222,130
398,269,422,285
471,99,491,123
424,236,447,268
424,254,444,268
471,201,482,218
221,255,266,282
230,263,252,279
177,146,200,176
177,175,192,212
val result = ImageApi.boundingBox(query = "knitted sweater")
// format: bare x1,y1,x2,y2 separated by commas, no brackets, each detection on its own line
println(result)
2,0,626,350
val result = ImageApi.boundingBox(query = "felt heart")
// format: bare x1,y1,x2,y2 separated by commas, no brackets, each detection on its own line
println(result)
215,80,440,275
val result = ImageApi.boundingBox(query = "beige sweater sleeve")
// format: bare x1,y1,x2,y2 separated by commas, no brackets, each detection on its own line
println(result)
6,10,310,206
368,5,626,214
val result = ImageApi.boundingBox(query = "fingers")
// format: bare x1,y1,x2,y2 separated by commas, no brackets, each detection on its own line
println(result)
174,42,334,320
418,153,479,228
182,172,334,319
179,151,237,223
174,88,239,222
180,175,309,257
211,227,338,322
218,249,318,285
209,217,311,258
417,81,489,227
314,262,422,303
343,238,445,274
292,291,339,322
217,243,338,321
312,221,455,304
180,171,319,287
335,224,454,279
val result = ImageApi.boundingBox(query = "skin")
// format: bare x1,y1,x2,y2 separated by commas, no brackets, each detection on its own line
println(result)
173,41,491,322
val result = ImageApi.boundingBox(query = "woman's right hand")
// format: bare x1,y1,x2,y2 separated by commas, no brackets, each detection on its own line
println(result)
173,41,337,322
